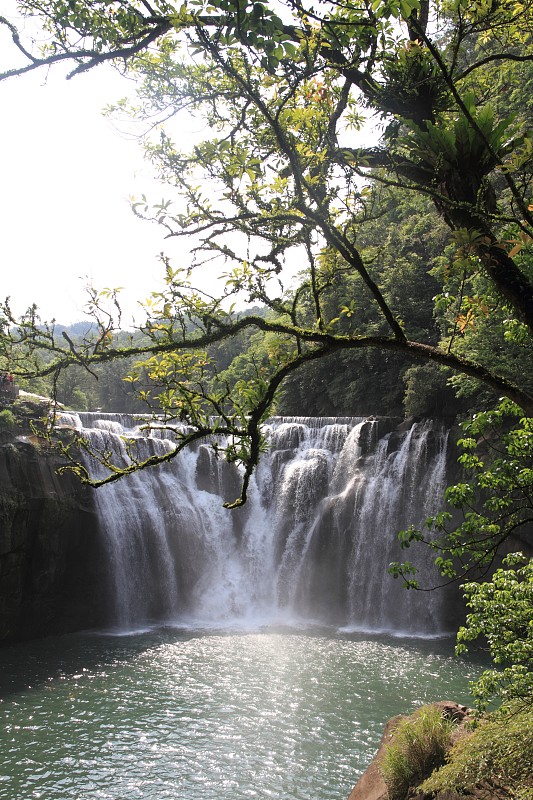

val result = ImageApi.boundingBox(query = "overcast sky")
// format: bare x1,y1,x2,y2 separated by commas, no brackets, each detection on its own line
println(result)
0,5,374,327
0,9,184,326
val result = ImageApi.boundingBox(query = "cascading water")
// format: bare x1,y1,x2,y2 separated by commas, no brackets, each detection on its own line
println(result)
61,413,454,635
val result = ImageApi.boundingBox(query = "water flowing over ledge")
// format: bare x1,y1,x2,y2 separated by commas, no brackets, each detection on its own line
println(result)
60,413,456,637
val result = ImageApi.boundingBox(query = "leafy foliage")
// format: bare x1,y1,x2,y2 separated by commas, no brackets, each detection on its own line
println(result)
0,408,17,431
391,399,533,586
380,705,454,800
421,701,533,800
456,553,533,710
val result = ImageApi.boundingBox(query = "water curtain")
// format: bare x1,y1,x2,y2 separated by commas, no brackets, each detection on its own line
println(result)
62,414,452,635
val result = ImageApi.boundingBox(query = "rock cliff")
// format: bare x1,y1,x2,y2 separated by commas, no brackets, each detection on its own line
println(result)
0,433,109,643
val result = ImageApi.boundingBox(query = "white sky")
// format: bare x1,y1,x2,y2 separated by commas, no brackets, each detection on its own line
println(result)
0,10,184,326
0,5,375,327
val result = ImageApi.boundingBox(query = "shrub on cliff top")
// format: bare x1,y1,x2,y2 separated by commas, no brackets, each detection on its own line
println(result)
421,702,533,800
380,705,454,800
0,408,16,431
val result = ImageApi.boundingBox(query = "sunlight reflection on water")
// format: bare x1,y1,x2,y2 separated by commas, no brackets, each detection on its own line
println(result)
0,627,481,800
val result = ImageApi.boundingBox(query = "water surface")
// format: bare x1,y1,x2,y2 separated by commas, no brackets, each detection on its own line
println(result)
0,627,480,800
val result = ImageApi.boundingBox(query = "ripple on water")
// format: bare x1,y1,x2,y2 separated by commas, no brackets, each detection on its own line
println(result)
0,629,482,800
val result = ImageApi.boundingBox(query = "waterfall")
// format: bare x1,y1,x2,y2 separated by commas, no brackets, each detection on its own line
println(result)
63,413,454,635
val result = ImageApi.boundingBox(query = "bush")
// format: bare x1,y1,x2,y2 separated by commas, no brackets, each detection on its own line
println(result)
456,554,533,710
421,702,533,800
0,408,17,431
379,705,454,800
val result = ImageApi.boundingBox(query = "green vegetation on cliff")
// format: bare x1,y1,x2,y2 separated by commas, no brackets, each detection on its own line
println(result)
380,705,454,799
381,553,533,800
379,700,533,800
421,702,533,800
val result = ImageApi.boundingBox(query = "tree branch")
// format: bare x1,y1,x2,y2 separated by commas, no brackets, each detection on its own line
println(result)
18,313,533,415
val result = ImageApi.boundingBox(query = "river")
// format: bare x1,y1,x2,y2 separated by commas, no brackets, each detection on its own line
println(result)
0,626,480,800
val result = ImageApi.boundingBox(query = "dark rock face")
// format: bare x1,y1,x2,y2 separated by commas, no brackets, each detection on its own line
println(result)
0,438,109,644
